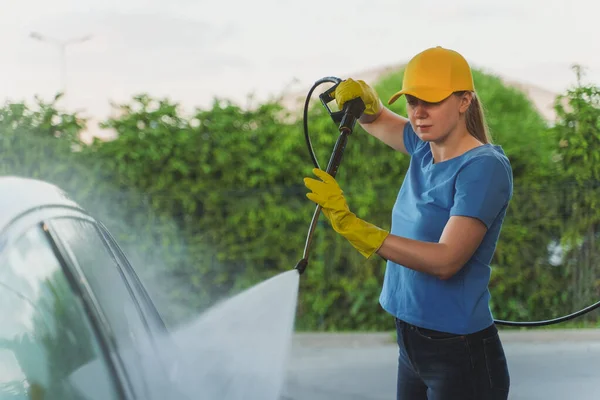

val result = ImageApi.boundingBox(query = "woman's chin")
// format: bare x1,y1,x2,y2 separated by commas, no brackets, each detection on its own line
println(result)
416,132,437,142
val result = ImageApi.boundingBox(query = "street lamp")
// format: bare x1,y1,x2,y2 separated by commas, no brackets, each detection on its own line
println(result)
29,31,92,94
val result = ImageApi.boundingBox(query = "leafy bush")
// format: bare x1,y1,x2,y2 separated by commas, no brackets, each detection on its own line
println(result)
1,66,598,331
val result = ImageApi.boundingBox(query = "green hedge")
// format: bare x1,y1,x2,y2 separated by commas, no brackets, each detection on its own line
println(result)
1,67,599,331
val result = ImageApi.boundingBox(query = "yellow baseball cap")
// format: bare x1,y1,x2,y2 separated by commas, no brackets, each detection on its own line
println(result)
388,46,475,104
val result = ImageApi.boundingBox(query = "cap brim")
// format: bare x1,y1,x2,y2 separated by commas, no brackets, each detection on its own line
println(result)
388,87,453,105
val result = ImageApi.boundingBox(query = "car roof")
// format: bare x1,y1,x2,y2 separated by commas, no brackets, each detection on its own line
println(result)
0,176,83,231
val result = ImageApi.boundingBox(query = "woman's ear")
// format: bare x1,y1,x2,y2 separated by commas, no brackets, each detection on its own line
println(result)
459,92,473,114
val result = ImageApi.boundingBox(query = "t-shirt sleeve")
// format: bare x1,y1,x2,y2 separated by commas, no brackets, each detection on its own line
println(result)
403,122,423,155
449,155,513,228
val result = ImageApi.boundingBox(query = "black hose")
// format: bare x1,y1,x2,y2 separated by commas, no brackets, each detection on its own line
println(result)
494,300,600,327
302,76,341,170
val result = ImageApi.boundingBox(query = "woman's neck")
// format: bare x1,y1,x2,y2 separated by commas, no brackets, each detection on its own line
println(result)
430,128,483,164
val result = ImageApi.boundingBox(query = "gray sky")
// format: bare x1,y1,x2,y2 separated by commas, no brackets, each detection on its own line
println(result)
1,0,599,133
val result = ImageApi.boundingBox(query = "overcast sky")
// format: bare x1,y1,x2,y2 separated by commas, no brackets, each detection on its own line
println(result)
1,0,599,128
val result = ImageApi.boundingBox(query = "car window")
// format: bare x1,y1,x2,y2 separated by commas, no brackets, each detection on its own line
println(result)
0,223,122,400
48,218,157,399
96,226,167,335
49,218,150,352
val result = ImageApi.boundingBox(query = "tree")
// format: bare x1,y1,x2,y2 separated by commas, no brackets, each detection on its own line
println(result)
0,66,578,330
552,65,600,321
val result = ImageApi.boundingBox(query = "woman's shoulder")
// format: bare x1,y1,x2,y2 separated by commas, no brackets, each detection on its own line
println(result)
464,144,512,171
458,144,513,186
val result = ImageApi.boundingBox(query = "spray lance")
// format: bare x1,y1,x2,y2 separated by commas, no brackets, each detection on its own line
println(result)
294,76,366,275
294,76,600,328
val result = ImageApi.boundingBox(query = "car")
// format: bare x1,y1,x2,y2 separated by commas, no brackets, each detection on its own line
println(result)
0,176,184,400
0,176,297,400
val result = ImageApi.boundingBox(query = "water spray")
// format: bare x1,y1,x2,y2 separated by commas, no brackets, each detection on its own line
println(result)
294,76,600,328
293,77,365,275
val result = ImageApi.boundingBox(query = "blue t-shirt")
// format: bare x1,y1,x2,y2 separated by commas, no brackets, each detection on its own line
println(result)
379,122,513,334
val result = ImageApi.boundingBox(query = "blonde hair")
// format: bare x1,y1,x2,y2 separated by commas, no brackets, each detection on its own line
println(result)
455,91,492,144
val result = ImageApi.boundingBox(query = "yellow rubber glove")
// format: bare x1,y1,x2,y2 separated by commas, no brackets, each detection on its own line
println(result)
304,168,389,258
333,78,383,120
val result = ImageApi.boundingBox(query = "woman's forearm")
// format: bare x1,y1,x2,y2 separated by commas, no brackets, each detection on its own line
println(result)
376,234,458,280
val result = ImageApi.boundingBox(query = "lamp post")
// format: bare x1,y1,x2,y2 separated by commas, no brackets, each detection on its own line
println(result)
29,32,92,94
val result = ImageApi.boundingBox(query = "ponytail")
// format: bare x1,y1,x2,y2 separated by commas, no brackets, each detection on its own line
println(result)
455,91,492,144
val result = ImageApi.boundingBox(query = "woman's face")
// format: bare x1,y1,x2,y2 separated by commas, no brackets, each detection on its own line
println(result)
405,92,471,143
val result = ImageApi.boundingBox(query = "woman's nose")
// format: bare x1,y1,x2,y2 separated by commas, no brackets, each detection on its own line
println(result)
412,103,428,118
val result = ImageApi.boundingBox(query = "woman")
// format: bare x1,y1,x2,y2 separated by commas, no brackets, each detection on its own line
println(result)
303,46,512,399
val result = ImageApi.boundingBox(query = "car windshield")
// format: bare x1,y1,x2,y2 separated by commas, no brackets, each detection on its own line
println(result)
0,223,122,400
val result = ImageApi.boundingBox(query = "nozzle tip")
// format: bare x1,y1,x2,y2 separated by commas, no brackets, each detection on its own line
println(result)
294,259,308,275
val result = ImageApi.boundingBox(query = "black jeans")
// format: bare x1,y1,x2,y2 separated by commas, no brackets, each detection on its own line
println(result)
395,318,510,400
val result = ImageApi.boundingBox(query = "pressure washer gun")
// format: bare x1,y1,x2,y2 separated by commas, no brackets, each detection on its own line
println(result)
294,77,366,275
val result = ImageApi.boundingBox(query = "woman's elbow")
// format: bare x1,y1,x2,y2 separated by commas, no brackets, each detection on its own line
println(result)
435,260,465,280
